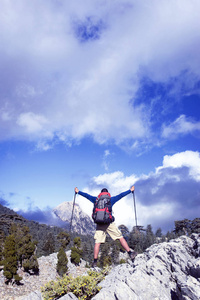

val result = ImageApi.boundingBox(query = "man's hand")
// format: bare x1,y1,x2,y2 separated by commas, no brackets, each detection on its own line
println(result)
75,187,79,194
130,185,135,192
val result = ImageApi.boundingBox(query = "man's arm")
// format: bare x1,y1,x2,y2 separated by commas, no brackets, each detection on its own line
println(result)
74,187,96,204
111,186,135,206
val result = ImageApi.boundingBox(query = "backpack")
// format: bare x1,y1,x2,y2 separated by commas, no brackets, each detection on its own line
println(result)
92,192,115,224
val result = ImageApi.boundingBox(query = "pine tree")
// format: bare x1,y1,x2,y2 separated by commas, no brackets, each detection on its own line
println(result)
111,240,120,265
57,232,70,248
56,231,69,276
57,247,68,276
129,226,146,253
144,224,155,249
42,232,55,255
70,237,83,265
82,240,94,264
10,224,39,274
74,237,81,248
166,230,176,241
174,219,190,236
3,234,22,284
191,218,200,233
99,242,111,267
118,224,130,241
155,228,162,238
23,255,39,274
0,231,5,265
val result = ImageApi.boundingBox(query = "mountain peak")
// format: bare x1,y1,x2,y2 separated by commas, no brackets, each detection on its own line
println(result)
53,201,95,235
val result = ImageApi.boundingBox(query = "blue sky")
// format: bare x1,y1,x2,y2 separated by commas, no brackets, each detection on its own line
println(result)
0,0,200,233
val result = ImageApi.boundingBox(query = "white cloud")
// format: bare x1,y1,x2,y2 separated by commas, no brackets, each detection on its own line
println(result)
162,115,200,139
102,149,112,171
17,112,49,134
78,151,200,232
104,150,110,157
15,83,39,98
0,0,200,149
156,150,200,181
92,171,137,192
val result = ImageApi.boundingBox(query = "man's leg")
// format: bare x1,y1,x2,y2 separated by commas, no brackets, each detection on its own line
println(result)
94,242,101,259
119,237,137,262
93,225,107,267
119,237,130,252
119,237,137,261
106,223,129,251
106,224,138,263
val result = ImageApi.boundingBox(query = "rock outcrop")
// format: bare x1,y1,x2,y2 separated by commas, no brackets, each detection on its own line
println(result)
53,202,95,235
92,233,200,300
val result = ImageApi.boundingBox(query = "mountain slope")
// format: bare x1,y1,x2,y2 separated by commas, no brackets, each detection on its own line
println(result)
1,234,199,300
53,201,95,235
0,204,66,256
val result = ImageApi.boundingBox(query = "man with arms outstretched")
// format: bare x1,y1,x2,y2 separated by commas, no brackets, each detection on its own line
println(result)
75,186,137,267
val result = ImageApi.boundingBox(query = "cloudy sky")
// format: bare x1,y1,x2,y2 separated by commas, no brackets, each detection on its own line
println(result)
0,0,200,233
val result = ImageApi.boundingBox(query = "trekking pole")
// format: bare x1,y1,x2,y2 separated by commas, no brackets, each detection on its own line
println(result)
132,190,138,229
70,191,77,232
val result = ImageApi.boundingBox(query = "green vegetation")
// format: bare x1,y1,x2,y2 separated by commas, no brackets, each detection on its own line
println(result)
174,218,200,235
1,224,39,284
57,231,70,248
71,237,83,265
41,267,110,300
42,232,55,256
99,241,112,267
119,258,126,264
10,224,39,274
56,231,70,276
3,234,22,284
81,239,94,265
0,231,5,265
57,247,68,276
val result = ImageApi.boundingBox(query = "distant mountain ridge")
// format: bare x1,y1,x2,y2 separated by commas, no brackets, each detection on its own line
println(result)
53,201,96,235
0,203,27,235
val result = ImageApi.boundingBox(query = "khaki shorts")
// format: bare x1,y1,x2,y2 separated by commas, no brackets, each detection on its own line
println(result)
94,222,123,243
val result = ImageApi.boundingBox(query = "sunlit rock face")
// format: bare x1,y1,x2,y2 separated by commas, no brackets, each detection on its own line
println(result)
53,201,95,235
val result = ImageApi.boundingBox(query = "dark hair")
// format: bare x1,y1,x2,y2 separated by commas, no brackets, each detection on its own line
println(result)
101,188,108,193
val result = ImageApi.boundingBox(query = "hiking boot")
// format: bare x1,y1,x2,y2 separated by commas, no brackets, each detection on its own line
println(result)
92,261,97,268
129,251,137,262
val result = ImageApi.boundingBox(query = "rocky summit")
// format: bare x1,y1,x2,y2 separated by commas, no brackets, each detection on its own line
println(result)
93,233,200,300
53,201,96,235
1,234,199,300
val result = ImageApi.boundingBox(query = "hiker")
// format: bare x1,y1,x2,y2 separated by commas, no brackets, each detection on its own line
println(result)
74,186,137,267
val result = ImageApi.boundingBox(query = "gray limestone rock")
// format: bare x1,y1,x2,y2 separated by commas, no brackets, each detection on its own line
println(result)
93,233,200,300
59,292,79,299
16,291,78,300
15,290,42,300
